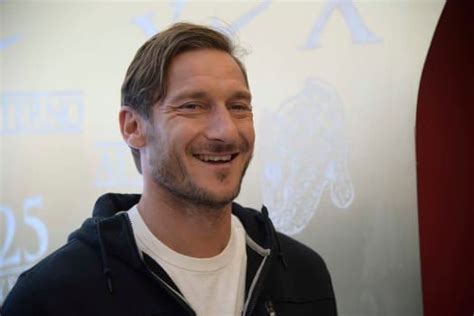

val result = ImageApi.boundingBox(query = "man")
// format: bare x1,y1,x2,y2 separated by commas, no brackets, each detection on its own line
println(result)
2,23,337,315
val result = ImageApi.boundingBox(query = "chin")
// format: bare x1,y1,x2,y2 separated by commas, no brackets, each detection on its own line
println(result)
201,187,239,203
194,183,241,208
202,179,241,196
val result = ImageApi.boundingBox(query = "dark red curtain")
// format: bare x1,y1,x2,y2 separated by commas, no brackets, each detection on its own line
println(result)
416,1,474,315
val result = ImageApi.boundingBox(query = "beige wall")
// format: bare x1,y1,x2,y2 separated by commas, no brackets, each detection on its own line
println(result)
1,1,444,314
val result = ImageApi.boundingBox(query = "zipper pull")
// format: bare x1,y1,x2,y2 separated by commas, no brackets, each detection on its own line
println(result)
265,300,276,316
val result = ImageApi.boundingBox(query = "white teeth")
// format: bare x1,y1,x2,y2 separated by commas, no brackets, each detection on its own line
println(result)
197,154,232,162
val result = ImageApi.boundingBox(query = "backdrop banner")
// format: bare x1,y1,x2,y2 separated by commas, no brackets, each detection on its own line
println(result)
1,2,444,315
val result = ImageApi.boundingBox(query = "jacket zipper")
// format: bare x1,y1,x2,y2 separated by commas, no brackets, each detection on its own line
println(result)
244,256,271,315
265,300,276,316
122,213,196,316
121,211,275,316
242,236,273,316
146,264,196,315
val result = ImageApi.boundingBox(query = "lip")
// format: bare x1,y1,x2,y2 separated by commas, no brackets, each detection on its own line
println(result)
192,152,240,166
192,151,239,156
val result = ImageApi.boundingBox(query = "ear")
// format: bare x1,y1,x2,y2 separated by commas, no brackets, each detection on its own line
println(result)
119,106,147,149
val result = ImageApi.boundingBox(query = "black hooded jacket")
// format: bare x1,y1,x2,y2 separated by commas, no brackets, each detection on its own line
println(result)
2,193,337,315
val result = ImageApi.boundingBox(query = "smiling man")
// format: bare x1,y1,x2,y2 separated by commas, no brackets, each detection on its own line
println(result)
2,23,337,316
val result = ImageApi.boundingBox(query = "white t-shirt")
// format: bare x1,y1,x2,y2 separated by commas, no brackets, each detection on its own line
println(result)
128,205,247,316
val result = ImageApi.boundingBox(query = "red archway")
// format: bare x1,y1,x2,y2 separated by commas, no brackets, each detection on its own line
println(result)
416,1,474,315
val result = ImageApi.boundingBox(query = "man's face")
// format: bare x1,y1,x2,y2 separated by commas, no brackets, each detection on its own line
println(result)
143,49,255,209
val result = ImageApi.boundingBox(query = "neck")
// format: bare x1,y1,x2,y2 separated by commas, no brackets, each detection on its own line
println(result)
138,178,232,258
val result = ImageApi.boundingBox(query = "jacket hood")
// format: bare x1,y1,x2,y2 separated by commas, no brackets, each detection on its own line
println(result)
68,193,285,293
72,192,277,249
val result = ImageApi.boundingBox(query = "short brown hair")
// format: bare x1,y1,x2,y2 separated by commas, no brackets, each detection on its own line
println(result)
121,22,248,173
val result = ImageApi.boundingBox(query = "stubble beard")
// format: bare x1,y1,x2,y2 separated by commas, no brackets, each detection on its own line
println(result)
148,136,252,213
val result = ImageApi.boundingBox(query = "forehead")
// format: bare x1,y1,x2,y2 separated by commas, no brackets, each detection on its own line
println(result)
165,49,249,97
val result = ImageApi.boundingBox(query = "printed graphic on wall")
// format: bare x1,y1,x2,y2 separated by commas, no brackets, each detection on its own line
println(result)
1,91,85,134
260,79,354,235
95,141,142,189
132,0,271,38
302,0,381,49
0,34,21,50
0,197,49,301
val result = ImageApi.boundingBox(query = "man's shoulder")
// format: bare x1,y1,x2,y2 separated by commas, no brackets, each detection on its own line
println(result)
24,238,99,279
2,239,101,310
264,231,336,314
277,232,330,274
28,240,97,280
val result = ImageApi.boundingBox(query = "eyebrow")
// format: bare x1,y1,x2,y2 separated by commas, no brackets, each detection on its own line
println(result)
168,89,252,103
230,90,252,102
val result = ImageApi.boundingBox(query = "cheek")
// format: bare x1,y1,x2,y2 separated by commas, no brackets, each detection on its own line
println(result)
241,121,256,148
166,124,200,155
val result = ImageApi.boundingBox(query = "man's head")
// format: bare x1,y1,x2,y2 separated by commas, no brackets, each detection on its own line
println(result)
121,23,249,173
119,23,254,209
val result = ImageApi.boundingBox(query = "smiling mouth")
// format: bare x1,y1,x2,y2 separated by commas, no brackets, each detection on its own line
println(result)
194,153,239,164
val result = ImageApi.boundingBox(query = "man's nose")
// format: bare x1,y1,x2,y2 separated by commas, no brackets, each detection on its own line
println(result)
204,105,239,142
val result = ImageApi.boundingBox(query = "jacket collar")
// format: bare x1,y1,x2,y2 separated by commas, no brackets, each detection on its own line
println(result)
88,192,277,250
69,193,282,266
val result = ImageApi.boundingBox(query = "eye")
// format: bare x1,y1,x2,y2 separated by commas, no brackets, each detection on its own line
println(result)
229,103,252,112
179,103,203,110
